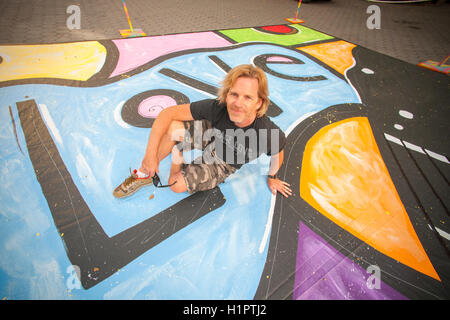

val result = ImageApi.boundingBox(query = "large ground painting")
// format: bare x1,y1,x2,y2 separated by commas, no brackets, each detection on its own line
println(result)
0,24,448,299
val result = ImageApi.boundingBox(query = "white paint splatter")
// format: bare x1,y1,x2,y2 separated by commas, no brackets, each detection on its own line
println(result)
38,104,63,146
285,112,317,136
258,192,277,254
228,168,258,206
361,68,374,74
75,153,98,190
384,133,402,146
402,140,425,154
425,149,450,164
344,57,362,103
385,133,449,164
399,110,413,119
114,101,131,129
310,187,353,226
434,226,450,240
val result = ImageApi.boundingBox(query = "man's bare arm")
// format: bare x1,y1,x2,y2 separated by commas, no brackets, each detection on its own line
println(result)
267,150,292,198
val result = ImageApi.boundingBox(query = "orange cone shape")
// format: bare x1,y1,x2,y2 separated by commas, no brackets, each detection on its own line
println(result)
300,117,440,281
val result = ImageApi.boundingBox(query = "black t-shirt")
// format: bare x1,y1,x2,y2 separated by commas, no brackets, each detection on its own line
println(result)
190,99,286,169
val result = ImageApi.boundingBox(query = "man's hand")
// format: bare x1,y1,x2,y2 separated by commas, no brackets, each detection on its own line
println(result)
267,151,291,197
140,155,159,178
267,177,292,198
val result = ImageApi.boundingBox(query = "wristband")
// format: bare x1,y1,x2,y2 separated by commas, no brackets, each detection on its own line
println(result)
267,174,277,179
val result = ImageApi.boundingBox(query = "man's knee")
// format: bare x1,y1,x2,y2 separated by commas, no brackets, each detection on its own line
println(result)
169,172,188,193
168,120,185,142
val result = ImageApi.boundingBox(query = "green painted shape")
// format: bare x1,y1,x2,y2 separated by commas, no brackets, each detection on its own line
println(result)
219,24,333,46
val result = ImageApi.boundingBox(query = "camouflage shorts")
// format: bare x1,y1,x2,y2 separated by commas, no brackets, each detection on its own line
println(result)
177,120,236,194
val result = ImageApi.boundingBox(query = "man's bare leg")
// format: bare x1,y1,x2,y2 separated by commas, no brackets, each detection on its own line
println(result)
139,120,185,175
156,132,176,163
169,146,188,193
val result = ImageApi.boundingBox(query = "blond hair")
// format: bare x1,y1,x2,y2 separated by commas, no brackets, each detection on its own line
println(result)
217,64,270,118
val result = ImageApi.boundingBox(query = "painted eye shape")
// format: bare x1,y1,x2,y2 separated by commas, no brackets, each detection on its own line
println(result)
121,89,190,128
137,95,176,119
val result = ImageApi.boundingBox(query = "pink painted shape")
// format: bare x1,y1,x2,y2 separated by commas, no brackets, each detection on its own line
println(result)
138,95,177,119
266,56,293,63
111,32,231,77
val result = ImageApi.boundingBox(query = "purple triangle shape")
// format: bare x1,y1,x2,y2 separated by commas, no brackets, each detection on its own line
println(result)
294,222,408,300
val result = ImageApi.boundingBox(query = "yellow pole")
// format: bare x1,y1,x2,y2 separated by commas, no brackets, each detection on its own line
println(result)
295,0,302,20
122,0,134,32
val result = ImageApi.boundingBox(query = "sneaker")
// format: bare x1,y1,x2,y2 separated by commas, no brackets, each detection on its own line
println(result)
113,169,153,198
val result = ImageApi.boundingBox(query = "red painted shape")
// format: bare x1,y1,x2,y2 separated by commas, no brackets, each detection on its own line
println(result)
261,25,292,34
